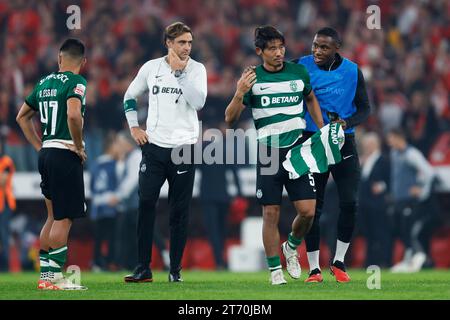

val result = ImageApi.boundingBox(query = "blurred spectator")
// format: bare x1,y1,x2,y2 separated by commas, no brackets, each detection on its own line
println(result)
358,132,391,268
387,129,437,273
109,131,140,270
89,133,120,271
199,122,244,270
401,90,441,157
0,141,16,271
378,87,405,134
9,212,40,271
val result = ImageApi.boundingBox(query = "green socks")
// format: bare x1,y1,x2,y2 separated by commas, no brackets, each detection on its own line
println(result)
287,233,302,251
48,246,68,280
267,256,282,272
39,250,49,280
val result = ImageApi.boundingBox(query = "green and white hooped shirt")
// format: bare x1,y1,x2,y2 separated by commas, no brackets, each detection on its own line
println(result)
243,62,312,148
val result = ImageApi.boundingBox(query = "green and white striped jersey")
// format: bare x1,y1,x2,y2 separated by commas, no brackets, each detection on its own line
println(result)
243,62,312,148
283,123,345,179
25,71,87,148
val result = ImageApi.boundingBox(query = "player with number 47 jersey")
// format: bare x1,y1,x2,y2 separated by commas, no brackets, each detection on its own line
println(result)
25,70,87,145
16,38,88,291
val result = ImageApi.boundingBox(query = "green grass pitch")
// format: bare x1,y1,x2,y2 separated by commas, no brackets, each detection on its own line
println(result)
0,270,449,300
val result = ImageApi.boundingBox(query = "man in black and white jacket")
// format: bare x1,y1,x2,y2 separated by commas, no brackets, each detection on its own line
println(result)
122,22,207,283
358,132,391,268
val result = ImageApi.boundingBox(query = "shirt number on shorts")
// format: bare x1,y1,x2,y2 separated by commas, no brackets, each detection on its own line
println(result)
308,173,315,187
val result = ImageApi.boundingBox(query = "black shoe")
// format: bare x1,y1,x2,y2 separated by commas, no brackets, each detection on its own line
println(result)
332,260,346,271
309,268,322,276
304,268,323,283
168,271,183,282
124,265,153,283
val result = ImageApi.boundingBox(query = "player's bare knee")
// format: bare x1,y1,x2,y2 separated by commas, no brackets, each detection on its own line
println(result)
299,207,315,220
263,206,280,225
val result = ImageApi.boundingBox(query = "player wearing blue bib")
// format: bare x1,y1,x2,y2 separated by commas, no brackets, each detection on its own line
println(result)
294,27,370,283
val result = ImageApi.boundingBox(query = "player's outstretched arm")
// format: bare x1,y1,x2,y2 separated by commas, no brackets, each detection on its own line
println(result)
16,102,42,152
225,68,256,126
305,90,324,129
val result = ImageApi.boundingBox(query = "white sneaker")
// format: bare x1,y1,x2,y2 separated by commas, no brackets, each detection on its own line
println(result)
51,278,88,290
270,269,287,285
390,260,412,273
91,264,102,273
410,252,427,272
281,241,301,279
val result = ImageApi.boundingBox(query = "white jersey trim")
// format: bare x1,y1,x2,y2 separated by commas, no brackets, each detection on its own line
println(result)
42,139,85,150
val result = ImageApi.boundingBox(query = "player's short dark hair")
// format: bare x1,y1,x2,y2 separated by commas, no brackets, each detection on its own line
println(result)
316,27,341,46
164,22,192,45
254,25,285,50
59,38,85,59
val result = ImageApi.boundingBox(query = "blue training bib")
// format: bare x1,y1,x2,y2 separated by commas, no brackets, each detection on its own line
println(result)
299,55,358,134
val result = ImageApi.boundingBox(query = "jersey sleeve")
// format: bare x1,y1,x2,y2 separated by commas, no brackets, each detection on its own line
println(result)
300,65,312,96
24,85,39,111
66,75,87,104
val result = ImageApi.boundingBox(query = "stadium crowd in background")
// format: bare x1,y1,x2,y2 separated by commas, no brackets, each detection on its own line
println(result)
0,0,448,272
0,142,16,271
1,0,448,168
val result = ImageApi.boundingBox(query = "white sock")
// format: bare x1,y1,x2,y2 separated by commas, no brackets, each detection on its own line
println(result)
307,250,320,272
403,248,413,262
162,250,170,268
333,240,350,264
49,271,63,282
39,260,49,281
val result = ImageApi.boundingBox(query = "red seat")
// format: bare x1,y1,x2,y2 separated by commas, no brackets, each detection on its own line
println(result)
431,235,450,268
187,239,215,270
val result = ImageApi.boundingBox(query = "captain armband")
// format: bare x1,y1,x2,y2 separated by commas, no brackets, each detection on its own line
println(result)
124,100,139,128
124,99,137,112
